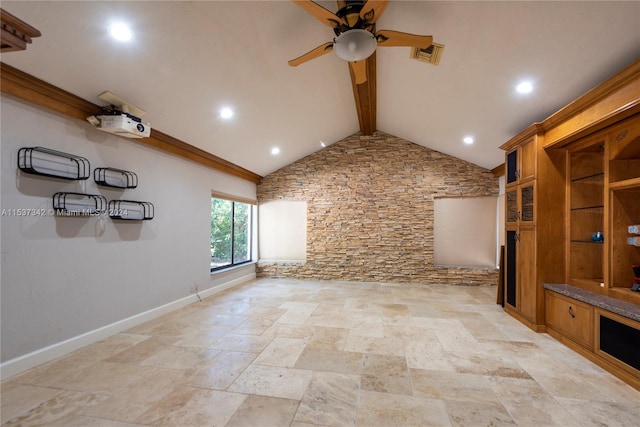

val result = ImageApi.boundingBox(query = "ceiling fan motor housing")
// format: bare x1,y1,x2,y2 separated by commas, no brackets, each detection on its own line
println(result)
334,1,369,35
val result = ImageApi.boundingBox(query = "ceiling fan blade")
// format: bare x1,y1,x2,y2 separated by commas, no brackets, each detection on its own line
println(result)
360,1,389,24
349,60,367,85
292,0,342,28
375,29,433,49
288,42,334,67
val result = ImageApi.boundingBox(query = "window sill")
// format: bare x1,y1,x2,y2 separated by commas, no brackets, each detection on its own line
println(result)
256,259,306,266
210,261,255,275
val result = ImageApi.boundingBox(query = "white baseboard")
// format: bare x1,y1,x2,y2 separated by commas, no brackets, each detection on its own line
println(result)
0,273,255,381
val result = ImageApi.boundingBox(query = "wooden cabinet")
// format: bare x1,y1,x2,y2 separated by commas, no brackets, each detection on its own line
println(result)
607,116,640,304
518,228,537,320
502,131,564,331
595,309,640,388
506,137,536,184
545,290,593,349
505,228,536,321
504,135,539,326
567,135,606,294
544,285,640,390
500,58,640,391
563,113,640,302
505,183,535,226
505,137,536,228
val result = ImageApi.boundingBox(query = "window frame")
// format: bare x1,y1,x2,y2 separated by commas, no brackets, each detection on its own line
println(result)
210,192,256,273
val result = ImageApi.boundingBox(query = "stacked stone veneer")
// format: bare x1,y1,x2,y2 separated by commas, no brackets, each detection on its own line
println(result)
256,131,499,285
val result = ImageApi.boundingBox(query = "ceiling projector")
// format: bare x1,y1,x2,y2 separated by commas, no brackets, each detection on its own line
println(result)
89,113,151,138
86,91,151,139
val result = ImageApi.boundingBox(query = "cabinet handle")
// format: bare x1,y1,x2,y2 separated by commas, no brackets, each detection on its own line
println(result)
516,211,521,221
514,232,520,242
515,169,520,179
568,306,575,318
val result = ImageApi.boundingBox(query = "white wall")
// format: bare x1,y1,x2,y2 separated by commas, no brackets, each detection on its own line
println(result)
497,175,505,265
0,95,256,372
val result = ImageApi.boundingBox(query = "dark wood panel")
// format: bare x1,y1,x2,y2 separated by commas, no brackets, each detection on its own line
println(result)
349,52,376,135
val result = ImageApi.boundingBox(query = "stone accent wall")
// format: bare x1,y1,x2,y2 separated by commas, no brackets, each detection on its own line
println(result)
256,131,499,285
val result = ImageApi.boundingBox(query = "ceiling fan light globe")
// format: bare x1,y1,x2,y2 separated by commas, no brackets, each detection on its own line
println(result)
333,29,377,62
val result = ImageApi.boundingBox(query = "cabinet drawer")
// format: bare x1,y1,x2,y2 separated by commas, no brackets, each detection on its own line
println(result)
545,291,594,349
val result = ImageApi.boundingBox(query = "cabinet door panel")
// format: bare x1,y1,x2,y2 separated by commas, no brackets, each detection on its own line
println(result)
506,230,517,307
520,138,536,182
545,292,594,349
507,150,518,184
518,229,536,321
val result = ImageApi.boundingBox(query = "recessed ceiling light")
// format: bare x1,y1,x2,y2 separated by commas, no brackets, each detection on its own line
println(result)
271,147,280,155
516,81,533,94
463,136,474,145
320,141,326,147
220,107,234,119
109,22,132,42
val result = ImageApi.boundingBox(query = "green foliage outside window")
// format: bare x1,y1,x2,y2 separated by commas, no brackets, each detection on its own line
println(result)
233,202,250,263
211,198,251,270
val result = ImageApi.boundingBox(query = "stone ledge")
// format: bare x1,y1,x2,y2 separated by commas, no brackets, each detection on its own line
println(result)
256,260,306,266
544,283,640,322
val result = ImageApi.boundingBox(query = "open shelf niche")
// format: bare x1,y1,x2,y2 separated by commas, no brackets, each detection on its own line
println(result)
568,142,605,294
53,192,106,216
608,117,640,304
18,147,90,180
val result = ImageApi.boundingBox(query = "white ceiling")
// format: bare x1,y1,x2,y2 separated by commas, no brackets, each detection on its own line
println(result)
3,1,640,177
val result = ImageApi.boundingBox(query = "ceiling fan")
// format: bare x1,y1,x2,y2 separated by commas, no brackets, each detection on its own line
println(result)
288,0,433,84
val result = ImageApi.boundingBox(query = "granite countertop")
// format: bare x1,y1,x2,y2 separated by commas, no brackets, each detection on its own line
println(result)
544,283,640,322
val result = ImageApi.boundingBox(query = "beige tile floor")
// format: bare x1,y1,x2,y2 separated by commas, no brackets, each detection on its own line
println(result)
2,278,640,426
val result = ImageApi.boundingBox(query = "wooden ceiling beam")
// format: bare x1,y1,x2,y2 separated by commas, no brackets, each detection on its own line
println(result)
348,52,377,135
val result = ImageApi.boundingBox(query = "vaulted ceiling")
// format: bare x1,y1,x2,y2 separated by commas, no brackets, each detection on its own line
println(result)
2,1,639,178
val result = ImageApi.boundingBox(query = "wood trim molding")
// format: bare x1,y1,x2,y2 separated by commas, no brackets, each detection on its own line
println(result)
1,8,41,52
543,99,640,149
350,52,376,135
500,123,544,151
491,163,505,178
0,62,262,184
502,58,640,151
543,58,640,131
210,190,257,205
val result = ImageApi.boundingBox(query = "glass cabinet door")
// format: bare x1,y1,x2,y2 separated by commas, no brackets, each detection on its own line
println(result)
506,189,518,223
507,150,518,184
520,184,534,222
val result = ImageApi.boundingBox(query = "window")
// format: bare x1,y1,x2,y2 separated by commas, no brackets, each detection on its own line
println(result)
210,196,254,271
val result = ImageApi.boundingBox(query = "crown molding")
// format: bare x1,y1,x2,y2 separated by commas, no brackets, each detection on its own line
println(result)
0,62,262,183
